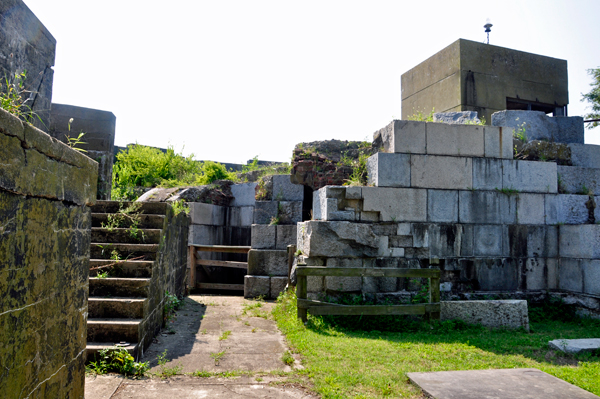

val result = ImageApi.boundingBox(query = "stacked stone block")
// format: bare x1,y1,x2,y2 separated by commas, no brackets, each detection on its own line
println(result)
300,119,600,315
246,175,303,299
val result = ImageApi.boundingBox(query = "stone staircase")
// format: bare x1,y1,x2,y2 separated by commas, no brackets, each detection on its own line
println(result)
87,201,168,361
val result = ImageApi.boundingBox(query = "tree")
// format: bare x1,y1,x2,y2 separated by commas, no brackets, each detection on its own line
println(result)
582,67,600,130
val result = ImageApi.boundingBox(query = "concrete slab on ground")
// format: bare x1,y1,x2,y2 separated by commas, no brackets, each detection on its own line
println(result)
548,338,600,354
407,368,599,399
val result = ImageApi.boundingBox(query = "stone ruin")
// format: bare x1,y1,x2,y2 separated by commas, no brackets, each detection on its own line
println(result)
287,112,600,318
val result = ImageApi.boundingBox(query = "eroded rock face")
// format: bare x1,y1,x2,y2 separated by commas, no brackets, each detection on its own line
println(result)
297,221,379,258
515,140,572,165
137,180,234,206
290,140,377,191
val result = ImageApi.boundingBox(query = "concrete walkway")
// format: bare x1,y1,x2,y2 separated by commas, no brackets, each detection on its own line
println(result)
85,295,317,399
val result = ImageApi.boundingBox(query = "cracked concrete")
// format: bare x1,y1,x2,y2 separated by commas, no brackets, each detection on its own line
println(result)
85,295,317,399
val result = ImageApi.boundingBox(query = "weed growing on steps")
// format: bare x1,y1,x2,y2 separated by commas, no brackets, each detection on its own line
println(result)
343,153,369,186
155,349,183,377
210,350,226,366
218,330,232,341
164,291,183,324
86,346,149,376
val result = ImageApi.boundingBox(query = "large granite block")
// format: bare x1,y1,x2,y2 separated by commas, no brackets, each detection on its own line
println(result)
524,258,546,291
559,225,600,259
251,224,276,249
472,158,503,190
582,260,600,296
459,191,517,224
428,224,469,258
492,110,584,144
270,276,288,299
473,225,506,256
297,221,379,258
441,300,529,330
427,190,458,223
272,175,304,201
276,225,297,249
558,259,583,293
325,258,362,292
568,143,600,169
516,193,545,225
247,249,289,276
426,123,484,157
253,201,278,225
367,152,410,187
279,201,302,224
475,258,519,291
557,165,600,195
244,275,270,298
502,160,557,193
375,120,427,154
544,194,590,225
362,187,427,222
231,182,257,206
411,155,473,190
313,187,346,221
227,206,254,227
484,126,513,159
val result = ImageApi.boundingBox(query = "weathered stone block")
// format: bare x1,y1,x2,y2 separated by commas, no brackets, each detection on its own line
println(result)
227,206,254,227
582,260,600,296
558,259,583,293
345,186,362,199
411,155,473,190
568,143,600,168
428,224,470,258
272,175,304,201
492,111,584,144
433,111,479,124
557,165,600,195
547,258,559,290
427,189,458,222
502,160,557,193
426,123,484,157
544,194,590,225
475,258,518,291
472,158,503,190
459,191,517,224
389,235,413,247
297,221,379,258
559,225,600,259
516,193,545,225
484,126,513,159
307,276,325,293
440,300,529,330
362,187,427,222
270,276,288,299
247,249,289,276
509,225,558,258
375,120,427,154
278,201,302,224
549,338,600,354
244,275,270,298
276,225,297,249
473,225,505,256
253,201,278,224
231,182,257,206
524,258,546,290
367,153,411,187
325,258,362,292
251,224,276,249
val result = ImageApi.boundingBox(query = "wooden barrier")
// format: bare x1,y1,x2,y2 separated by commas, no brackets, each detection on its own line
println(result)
188,245,251,292
296,266,441,323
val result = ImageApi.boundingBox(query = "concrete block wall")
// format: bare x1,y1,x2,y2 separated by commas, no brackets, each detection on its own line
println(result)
246,175,304,299
0,109,97,398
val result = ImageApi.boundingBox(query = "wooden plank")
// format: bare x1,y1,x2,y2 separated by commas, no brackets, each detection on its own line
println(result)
193,245,251,254
296,267,440,278
297,298,342,308
197,283,244,291
188,246,196,289
196,259,248,269
307,303,440,316
297,275,307,322
287,244,296,286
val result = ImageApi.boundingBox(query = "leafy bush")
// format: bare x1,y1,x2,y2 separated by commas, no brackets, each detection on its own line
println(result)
112,144,236,200
87,346,149,376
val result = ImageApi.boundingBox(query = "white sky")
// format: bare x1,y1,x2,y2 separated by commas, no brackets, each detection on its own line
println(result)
22,0,600,164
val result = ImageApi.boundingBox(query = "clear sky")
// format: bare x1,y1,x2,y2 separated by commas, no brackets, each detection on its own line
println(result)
22,0,600,164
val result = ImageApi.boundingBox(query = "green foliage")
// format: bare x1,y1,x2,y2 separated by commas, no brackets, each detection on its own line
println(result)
344,153,369,186
65,118,87,152
281,350,295,366
156,349,183,377
514,121,528,142
171,199,189,216
218,330,232,341
111,144,236,200
407,107,435,122
87,346,149,376
0,70,42,125
582,67,600,130
164,291,183,323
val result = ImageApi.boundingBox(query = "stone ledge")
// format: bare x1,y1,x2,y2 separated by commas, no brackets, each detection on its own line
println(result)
440,299,529,330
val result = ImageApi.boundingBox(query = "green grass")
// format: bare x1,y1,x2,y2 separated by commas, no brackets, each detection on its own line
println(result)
273,291,600,399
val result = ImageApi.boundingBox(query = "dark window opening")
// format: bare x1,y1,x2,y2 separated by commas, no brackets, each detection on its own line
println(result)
506,97,566,116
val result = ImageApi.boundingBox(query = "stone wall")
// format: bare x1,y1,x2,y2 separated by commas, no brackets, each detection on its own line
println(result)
0,0,56,130
0,109,97,398
298,119,600,316
49,103,116,200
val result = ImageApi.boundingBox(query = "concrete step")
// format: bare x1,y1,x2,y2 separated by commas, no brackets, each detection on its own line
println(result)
92,200,168,215
91,213,166,229
91,227,161,244
89,277,150,297
88,297,147,319
90,259,153,278
86,342,139,363
90,243,159,261
87,318,143,343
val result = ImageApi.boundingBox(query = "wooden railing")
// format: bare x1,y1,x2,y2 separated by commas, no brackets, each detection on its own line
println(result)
188,245,251,291
296,266,441,322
